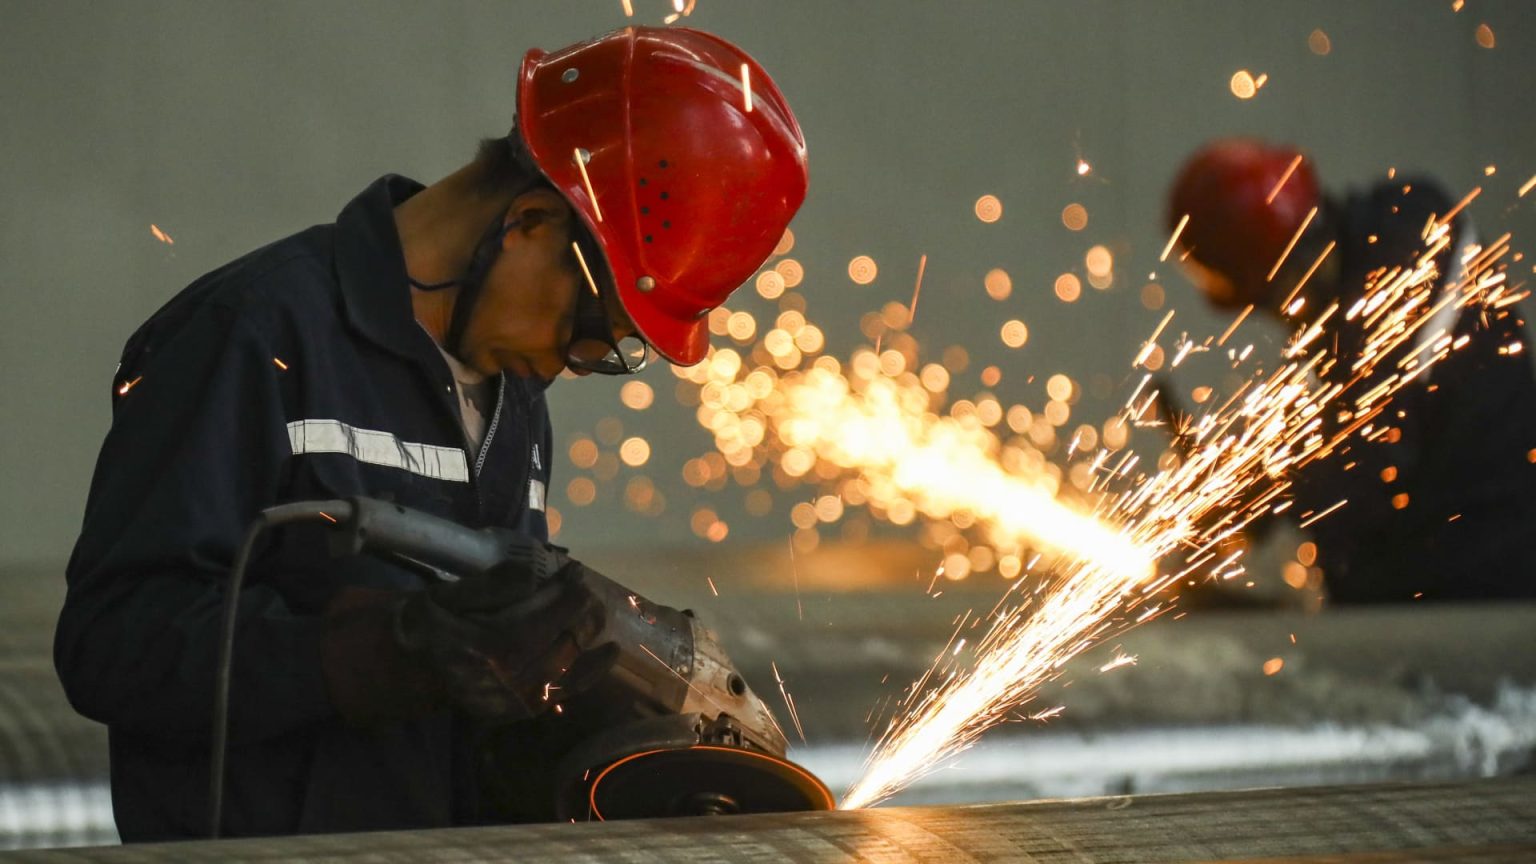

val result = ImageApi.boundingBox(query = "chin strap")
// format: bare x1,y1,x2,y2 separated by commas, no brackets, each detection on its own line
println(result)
409,215,522,361
411,132,548,361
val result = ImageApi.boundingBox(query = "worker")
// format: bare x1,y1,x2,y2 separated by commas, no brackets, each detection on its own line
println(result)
55,27,807,841
1165,138,1536,603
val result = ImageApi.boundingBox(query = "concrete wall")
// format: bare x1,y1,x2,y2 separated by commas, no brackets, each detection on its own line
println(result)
4,1,1534,567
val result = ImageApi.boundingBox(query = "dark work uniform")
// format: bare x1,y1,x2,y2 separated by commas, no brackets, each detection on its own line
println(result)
56,176,554,840
1289,178,1536,602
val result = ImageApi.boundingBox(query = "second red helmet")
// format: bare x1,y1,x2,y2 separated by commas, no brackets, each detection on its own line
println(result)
1167,138,1321,308
517,27,809,366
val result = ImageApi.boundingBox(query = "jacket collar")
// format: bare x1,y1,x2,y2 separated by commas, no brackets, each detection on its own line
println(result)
333,175,435,360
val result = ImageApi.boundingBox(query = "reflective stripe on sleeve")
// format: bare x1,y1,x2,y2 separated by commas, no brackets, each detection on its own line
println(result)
286,419,469,483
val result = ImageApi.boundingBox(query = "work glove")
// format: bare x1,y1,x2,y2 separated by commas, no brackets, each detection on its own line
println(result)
395,545,610,720
321,540,611,726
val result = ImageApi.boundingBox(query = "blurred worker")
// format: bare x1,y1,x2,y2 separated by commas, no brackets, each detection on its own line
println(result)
56,27,807,841
1166,138,1536,603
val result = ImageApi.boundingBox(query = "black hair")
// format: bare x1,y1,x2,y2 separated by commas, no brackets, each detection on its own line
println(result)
470,130,547,198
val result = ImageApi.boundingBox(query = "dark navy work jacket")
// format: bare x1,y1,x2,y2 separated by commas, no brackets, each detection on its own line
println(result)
1290,178,1536,602
56,176,554,840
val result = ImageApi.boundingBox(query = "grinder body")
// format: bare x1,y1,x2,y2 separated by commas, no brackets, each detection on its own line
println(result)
320,497,830,819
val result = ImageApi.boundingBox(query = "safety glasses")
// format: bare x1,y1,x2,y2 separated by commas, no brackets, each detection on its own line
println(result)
566,226,652,376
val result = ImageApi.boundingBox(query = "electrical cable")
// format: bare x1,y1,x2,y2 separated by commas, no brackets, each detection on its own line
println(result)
208,499,353,838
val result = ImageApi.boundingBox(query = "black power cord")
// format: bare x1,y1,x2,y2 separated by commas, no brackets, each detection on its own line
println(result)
208,499,353,839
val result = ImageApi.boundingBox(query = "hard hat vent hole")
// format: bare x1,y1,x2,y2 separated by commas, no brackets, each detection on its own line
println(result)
662,221,671,230
659,159,669,169
660,192,669,201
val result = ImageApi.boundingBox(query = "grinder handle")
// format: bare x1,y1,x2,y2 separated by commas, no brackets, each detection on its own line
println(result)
329,497,512,578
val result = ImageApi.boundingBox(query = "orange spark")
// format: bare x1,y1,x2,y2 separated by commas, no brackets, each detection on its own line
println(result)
1263,657,1285,676
117,376,142,396
1519,175,1536,198
772,661,807,744
671,181,1501,810
1217,305,1255,347
1133,310,1176,369
788,534,803,621
1440,186,1481,225
1265,154,1305,205
272,357,289,371
1097,653,1137,673
1299,499,1348,529
909,254,928,325
1266,206,1319,282
1278,240,1338,313
571,242,601,297
1161,214,1189,262
150,224,174,245
741,63,753,113
841,205,1500,809
573,149,603,222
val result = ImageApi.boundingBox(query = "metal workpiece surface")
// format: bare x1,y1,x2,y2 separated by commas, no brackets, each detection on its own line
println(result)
3,559,1535,850
3,778,1533,863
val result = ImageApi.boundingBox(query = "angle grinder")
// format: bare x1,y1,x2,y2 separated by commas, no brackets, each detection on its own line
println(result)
313,496,834,820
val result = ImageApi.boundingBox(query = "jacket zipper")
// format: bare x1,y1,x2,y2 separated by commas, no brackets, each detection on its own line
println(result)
474,375,505,479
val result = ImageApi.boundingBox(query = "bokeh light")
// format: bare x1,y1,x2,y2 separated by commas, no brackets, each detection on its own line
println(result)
1061,203,1088,231
727,310,758,343
566,477,596,506
1085,245,1113,277
984,268,1012,300
772,227,795,257
568,436,599,469
619,380,654,411
1000,319,1029,348
848,255,878,285
775,258,805,287
619,436,651,467
1230,69,1257,99
1046,374,1074,403
1054,273,1082,303
756,270,786,299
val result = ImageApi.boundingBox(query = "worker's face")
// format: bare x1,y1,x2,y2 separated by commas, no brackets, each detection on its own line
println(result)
458,191,641,382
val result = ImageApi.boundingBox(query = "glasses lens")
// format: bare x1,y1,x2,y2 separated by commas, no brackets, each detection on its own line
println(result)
568,333,651,375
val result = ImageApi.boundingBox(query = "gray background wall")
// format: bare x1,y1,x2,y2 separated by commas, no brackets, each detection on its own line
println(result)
4,0,1534,570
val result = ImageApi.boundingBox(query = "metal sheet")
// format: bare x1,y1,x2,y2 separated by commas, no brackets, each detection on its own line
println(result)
2,778,1533,863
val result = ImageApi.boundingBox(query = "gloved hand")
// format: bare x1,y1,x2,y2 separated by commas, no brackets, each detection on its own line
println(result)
320,540,610,726
395,547,609,720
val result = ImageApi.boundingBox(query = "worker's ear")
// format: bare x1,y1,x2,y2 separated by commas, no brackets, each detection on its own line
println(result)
503,188,574,249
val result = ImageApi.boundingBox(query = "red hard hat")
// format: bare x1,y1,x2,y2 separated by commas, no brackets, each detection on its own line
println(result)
1167,139,1321,307
517,27,809,366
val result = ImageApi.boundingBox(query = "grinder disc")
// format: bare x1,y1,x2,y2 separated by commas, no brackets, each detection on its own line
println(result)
586,745,835,819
